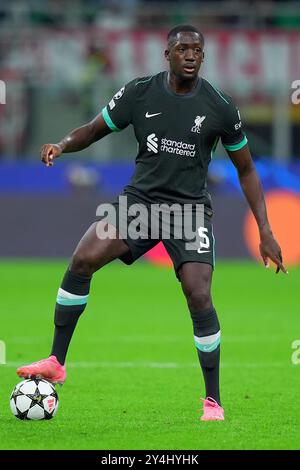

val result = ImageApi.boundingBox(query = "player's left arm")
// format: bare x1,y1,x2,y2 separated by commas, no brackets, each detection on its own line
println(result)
220,97,287,274
227,144,287,274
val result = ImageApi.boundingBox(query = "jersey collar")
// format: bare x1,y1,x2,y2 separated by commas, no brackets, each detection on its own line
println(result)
163,71,202,98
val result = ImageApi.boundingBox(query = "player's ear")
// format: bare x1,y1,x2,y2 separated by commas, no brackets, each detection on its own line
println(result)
202,51,205,62
165,49,170,61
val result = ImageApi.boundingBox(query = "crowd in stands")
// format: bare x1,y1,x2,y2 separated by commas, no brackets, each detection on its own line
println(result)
0,0,300,30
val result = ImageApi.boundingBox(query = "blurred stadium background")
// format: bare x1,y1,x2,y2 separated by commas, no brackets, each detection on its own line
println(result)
0,0,299,264
0,0,300,450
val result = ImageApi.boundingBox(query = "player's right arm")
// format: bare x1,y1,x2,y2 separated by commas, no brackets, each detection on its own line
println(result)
41,113,112,167
41,80,136,167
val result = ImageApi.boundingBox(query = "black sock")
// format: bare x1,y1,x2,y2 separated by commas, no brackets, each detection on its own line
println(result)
50,269,92,365
190,307,221,405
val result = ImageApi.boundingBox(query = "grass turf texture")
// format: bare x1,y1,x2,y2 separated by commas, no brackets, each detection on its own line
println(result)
0,259,299,450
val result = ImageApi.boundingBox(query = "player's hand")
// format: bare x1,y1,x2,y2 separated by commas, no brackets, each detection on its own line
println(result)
41,143,63,167
259,230,288,274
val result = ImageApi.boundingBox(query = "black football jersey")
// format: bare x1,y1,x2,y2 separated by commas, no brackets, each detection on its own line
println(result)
102,72,247,207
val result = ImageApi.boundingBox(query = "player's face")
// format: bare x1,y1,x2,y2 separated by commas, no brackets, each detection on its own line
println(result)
165,32,204,80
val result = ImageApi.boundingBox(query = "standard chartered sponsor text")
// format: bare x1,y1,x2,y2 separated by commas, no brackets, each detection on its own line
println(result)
160,138,196,157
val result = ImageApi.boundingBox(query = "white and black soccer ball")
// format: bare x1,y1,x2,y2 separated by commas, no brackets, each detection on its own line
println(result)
10,379,59,420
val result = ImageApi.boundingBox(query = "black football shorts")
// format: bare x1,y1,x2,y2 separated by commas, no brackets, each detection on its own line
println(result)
96,191,215,279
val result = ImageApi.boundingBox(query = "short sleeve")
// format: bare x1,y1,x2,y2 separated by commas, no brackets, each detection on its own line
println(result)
101,79,136,132
220,100,248,152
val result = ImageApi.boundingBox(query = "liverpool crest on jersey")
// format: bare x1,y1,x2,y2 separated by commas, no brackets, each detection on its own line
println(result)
191,115,206,133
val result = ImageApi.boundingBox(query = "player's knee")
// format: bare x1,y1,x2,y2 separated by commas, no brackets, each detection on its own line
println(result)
187,290,212,313
70,252,97,277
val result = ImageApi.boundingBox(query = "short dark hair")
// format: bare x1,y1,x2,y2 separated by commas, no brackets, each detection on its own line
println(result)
167,25,204,47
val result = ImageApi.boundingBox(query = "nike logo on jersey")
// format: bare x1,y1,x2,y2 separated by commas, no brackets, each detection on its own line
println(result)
197,250,211,254
145,112,162,118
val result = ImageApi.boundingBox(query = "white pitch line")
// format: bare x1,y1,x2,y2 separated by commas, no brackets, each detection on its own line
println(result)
3,361,288,369
7,335,289,344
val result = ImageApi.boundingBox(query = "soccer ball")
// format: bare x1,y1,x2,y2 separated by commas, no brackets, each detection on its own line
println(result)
10,379,59,420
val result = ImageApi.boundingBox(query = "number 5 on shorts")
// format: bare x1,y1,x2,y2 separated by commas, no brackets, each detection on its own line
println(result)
197,226,210,253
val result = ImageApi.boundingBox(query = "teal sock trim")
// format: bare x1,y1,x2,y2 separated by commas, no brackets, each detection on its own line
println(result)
56,295,88,306
194,336,220,353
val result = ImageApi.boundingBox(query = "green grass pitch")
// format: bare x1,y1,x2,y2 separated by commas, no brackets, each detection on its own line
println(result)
0,259,299,450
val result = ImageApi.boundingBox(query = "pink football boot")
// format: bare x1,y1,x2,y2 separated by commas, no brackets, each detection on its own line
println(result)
200,397,224,421
17,355,66,385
